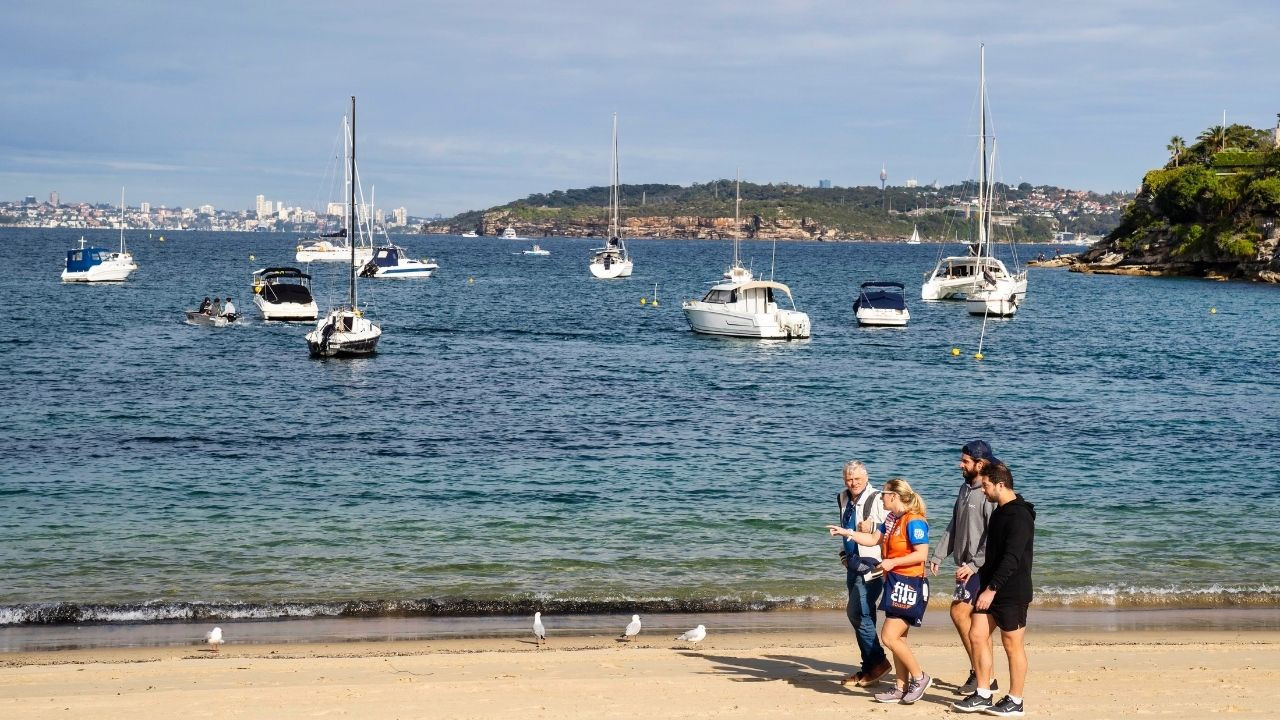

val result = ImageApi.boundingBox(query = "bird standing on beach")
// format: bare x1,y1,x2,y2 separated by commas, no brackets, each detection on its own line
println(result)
622,614,642,641
675,624,706,644
533,612,546,646
205,626,224,652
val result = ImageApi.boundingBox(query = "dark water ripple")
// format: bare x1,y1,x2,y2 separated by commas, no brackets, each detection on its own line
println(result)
1,228,1279,625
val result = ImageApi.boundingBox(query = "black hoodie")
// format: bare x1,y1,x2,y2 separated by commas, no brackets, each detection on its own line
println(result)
977,495,1036,605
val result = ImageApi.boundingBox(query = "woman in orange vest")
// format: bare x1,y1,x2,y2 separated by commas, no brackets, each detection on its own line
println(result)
832,477,932,705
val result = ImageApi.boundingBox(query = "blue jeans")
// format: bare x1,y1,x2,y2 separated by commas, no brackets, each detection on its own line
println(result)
846,568,887,672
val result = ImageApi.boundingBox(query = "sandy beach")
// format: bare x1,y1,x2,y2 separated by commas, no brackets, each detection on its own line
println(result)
3,613,1278,719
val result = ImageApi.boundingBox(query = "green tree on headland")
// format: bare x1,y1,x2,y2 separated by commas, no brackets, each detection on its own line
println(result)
1167,136,1186,167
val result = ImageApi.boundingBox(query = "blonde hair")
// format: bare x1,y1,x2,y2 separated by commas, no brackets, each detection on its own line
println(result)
884,477,926,516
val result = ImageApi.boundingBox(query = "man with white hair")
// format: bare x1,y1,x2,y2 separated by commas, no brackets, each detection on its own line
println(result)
836,460,891,687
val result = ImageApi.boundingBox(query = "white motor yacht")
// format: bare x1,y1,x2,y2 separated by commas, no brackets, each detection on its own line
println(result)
295,231,373,266
62,190,137,282
360,244,438,278
500,227,520,239
682,280,810,339
854,282,910,327
461,230,479,238
523,244,551,256
252,266,318,321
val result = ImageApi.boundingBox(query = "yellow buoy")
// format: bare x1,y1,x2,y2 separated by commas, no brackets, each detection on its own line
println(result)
652,299,659,307
158,236,165,242
974,352,984,361
640,297,647,305
468,276,475,284
249,254,256,261
951,347,961,356
1210,307,1217,314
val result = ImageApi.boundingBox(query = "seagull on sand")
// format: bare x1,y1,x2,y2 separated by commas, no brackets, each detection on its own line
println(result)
205,626,224,652
533,612,546,646
675,624,706,644
622,614,642,641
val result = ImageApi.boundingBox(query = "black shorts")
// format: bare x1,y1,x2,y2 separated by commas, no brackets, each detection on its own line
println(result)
974,601,1028,631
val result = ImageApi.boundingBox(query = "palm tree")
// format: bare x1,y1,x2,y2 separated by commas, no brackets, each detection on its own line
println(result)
1198,125,1227,153
1167,136,1186,167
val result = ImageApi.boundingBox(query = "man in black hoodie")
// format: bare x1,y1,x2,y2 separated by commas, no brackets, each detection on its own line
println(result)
952,461,1035,717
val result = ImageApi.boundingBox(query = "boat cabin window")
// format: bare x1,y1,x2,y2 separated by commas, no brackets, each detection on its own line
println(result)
701,289,735,304
72,251,83,262
90,251,101,262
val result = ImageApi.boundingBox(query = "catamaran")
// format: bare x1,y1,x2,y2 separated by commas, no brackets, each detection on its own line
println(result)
921,45,1026,312
588,113,634,279
305,97,382,357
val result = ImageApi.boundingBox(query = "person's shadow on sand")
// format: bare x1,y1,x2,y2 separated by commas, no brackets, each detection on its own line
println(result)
682,652,959,708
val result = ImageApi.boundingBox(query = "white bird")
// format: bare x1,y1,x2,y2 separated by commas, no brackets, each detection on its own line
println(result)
205,626,224,652
676,624,707,644
533,612,546,646
622,614,642,641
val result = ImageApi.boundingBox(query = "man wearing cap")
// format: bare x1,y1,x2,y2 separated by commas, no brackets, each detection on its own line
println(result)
929,440,999,696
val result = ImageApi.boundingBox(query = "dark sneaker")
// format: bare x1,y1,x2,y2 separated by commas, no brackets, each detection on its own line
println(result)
960,671,998,695
872,685,905,703
952,692,994,713
985,696,1025,717
901,671,932,704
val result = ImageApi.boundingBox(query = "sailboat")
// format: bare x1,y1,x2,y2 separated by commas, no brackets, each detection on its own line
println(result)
305,97,382,357
296,117,374,267
723,174,753,282
906,225,922,244
61,188,138,282
921,45,1026,309
588,113,634,279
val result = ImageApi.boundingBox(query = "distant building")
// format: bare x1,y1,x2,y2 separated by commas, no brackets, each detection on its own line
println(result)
23,195,36,205
393,207,407,226
905,178,918,188
326,202,344,216
49,191,59,206
255,194,271,220
140,202,151,213
818,179,832,189
199,204,215,215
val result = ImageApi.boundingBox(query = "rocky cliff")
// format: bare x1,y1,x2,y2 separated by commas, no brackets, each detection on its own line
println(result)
426,209,870,241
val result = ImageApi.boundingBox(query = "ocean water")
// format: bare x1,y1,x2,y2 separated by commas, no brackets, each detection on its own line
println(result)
2,228,1278,628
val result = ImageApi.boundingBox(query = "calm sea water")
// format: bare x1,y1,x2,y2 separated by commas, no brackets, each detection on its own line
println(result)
2,228,1278,627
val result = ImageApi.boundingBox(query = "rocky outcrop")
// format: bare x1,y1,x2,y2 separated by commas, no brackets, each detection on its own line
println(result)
427,209,878,242
1065,228,1280,282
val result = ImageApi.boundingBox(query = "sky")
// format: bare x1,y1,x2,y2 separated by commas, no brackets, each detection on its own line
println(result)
2,1,1277,217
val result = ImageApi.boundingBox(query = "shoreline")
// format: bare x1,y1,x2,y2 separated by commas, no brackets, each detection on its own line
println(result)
5,607,1279,654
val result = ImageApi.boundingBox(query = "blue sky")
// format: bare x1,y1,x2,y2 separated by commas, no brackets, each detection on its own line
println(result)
2,1,1276,216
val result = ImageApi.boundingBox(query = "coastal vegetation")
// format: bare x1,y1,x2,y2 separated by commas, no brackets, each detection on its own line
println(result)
1081,121,1280,281
426,180,1127,242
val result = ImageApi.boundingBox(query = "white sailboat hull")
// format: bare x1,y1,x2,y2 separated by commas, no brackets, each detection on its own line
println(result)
921,257,1027,301
966,280,1021,316
305,309,381,357
589,258,633,278
295,243,373,266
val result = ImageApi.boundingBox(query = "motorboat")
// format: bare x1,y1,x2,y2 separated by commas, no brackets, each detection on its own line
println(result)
588,113,634,279
62,237,137,283
682,279,810,339
305,96,381,358
922,45,1027,307
854,282,910,327
461,230,479,238
501,227,520,240
252,266,318,321
295,229,373,267
523,244,551,256
359,244,438,278
722,174,753,282
185,309,237,327
62,190,137,282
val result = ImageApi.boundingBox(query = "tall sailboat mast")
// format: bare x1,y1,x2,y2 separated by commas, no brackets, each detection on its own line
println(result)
119,187,126,253
977,44,988,258
610,112,620,239
734,172,741,267
349,96,357,310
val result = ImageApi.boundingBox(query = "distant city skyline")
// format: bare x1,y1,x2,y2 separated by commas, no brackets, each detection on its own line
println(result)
2,2,1277,216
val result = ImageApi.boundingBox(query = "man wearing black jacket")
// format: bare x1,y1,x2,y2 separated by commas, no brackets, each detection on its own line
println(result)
952,462,1035,717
